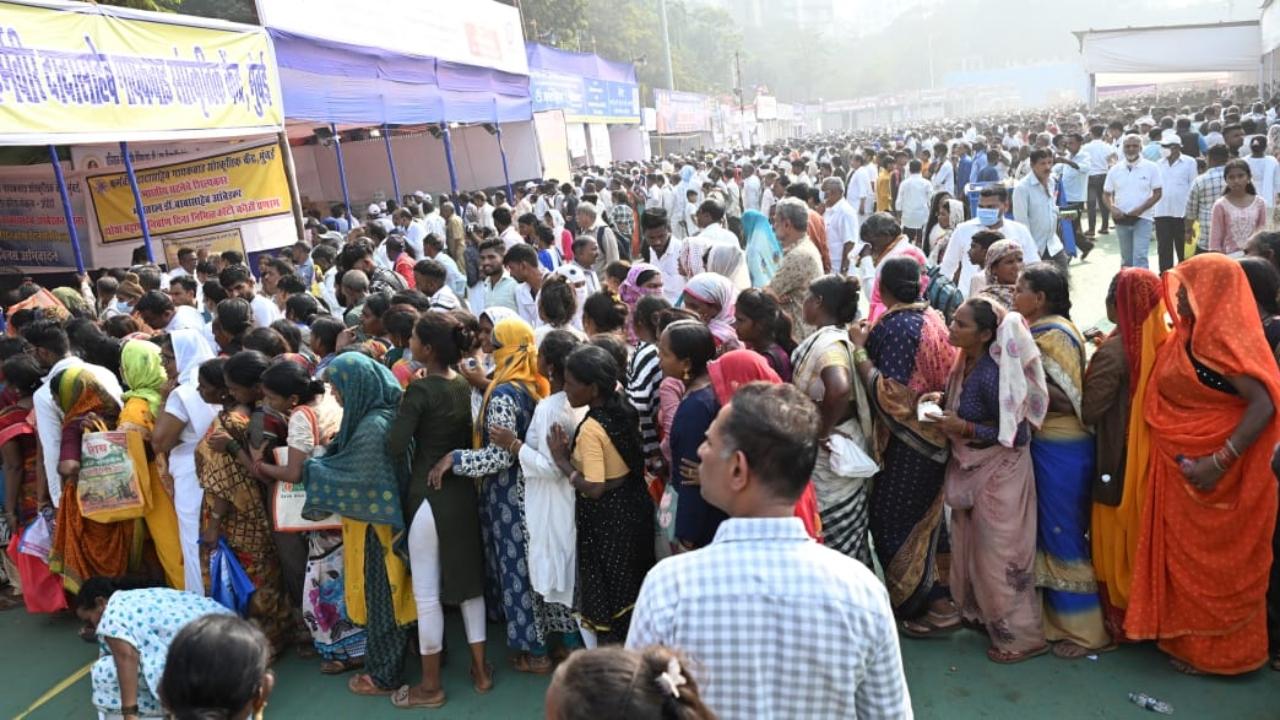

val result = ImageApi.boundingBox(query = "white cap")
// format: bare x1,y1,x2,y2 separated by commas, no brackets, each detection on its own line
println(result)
413,190,428,200
367,203,382,216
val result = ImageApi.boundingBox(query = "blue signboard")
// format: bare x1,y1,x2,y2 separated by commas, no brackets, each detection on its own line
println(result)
531,70,640,124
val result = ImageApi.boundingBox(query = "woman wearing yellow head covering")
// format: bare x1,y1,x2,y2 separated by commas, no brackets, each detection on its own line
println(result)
430,317,573,674
118,339,185,589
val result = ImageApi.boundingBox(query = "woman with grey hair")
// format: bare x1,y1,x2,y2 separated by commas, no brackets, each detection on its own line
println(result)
855,212,928,325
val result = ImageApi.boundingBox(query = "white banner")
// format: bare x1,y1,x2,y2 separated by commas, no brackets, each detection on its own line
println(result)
258,0,528,76
1080,23,1260,74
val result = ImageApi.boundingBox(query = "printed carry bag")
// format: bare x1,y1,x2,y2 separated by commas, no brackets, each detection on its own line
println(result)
78,420,149,522
271,406,341,532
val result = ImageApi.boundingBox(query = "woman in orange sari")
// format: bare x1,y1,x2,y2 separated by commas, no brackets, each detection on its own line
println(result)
1128,253,1280,675
47,367,138,593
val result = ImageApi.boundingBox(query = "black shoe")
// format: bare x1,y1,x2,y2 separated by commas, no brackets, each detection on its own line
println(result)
1078,239,1094,261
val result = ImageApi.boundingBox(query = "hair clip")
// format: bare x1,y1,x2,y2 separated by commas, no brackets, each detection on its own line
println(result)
656,657,687,699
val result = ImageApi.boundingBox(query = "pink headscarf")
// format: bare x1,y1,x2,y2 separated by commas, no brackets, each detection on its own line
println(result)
619,263,664,343
683,272,737,347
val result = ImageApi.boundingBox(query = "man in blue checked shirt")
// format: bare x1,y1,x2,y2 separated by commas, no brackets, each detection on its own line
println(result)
627,382,912,720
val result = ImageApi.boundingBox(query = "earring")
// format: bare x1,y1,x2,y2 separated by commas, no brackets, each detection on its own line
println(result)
682,368,691,383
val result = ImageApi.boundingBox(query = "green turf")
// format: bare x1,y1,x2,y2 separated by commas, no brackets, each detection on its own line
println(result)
4,607,1277,719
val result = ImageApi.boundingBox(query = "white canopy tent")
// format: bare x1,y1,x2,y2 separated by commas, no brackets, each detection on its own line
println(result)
1074,21,1263,107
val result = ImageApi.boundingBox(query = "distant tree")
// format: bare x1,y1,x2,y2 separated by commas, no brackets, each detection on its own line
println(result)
499,0,588,50
91,0,257,23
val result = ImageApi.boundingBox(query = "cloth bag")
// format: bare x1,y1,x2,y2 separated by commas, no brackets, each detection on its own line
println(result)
271,406,341,533
209,538,256,617
78,420,149,522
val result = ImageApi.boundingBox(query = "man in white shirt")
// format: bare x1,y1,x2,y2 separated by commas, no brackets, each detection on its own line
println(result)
494,206,522,251
741,163,763,212
27,320,124,508
628,383,912,720
941,185,1039,298
1153,138,1198,271
422,198,447,240
392,208,426,258
578,202,620,278
853,152,879,216
167,247,198,283
820,177,861,275
641,207,686,304
759,171,778,219
219,265,280,327
1082,124,1118,237
473,238,518,313
1052,132,1094,258
503,243,549,328
422,233,466,296
929,142,954,197
693,198,739,250
412,258,462,311
1104,135,1164,269
135,290,204,333
895,160,933,245
1011,149,1066,269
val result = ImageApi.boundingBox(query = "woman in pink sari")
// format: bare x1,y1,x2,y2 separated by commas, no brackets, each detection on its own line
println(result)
925,296,1049,663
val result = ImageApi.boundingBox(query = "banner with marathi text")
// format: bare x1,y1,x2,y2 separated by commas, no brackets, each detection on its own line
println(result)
0,0,283,144
88,142,291,244
0,166,87,270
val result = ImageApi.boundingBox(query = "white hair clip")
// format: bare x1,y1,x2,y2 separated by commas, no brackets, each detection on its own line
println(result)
656,657,687,699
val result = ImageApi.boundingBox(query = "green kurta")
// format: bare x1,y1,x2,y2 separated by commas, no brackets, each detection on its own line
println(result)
386,373,485,603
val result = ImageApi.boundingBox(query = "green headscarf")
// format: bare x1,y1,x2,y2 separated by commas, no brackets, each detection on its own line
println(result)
51,286,90,314
302,352,409,530
120,339,166,418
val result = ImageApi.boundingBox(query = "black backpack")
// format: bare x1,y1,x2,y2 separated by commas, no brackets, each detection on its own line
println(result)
597,224,631,262
924,263,964,323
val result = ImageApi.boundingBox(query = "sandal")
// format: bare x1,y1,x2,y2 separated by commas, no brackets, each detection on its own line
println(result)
471,662,494,694
1270,656,1280,672
389,684,445,709
348,673,395,696
899,615,961,639
1169,658,1204,676
1051,641,1093,660
986,644,1049,664
0,592,22,612
320,657,364,675
510,653,553,675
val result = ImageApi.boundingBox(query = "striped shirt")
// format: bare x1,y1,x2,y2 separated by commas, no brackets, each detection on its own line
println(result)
626,341,663,469
1185,166,1226,249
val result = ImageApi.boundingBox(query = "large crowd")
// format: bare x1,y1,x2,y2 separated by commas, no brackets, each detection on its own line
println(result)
2,87,1280,719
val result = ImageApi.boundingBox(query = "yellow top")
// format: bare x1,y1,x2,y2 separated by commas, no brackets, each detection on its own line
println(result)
571,416,629,483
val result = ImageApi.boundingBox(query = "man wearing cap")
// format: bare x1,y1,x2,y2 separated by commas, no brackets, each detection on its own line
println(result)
367,203,394,233
1153,137,1197,271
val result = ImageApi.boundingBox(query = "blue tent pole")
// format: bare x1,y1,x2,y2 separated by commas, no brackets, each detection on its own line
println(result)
440,124,462,214
382,124,401,203
495,122,514,207
331,123,354,227
119,141,154,263
47,145,85,274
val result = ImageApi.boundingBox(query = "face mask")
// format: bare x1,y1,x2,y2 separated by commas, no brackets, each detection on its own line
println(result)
116,300,133,314
976,207,1001,227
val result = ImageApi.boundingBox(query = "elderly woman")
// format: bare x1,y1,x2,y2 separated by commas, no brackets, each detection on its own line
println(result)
928,297,1048,663
792,274,874,565
855,213,928,326
1128,254,1280,675
151,330,218,593
974,238,1024,309
432,318,576,674
1012,263,1111,658
850,257,959,631
302,353,415,696
682,272,740,354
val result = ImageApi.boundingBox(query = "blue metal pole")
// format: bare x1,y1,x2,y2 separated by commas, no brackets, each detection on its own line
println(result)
119,141,154,263
331,123,354,227
495,122,514,207
382,124,401,203
440,124,462,214
47,145,85,274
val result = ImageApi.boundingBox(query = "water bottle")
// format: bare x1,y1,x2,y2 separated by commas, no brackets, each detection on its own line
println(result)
1128,692,1174,715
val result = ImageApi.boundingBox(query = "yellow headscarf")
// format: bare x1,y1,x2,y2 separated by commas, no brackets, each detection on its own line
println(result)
120,339,167,418
475,317,549,447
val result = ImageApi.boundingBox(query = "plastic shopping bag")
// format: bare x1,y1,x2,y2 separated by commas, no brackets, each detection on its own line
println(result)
209,539,256,617
17,514,52,560
6,526,67,613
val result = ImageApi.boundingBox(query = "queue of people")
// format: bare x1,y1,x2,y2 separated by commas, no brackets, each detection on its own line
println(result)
2,88,1280,720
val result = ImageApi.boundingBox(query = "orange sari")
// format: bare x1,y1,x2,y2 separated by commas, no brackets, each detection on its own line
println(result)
1127,254,1280,674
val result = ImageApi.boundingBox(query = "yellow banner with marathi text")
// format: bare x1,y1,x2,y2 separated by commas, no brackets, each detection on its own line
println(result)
89,143,290,244
0,1,283,144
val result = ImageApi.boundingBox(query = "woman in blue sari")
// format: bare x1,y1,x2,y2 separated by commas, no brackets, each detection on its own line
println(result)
1012,263,1112,658
742,209,783,288
301,353,416,696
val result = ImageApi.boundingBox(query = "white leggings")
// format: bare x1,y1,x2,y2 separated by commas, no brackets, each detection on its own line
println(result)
408,500,485,654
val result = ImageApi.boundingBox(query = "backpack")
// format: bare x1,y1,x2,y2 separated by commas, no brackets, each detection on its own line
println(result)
597,224,631,262
924,264,964,324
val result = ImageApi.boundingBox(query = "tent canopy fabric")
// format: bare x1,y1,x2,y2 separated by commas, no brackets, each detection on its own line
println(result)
269,30,531,125
525,43,637,84
1075,21,1261,75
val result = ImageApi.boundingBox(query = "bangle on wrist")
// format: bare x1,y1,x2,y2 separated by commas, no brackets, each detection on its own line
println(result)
120,705,139,716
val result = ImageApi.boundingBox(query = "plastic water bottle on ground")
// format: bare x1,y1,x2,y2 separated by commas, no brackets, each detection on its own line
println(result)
1128,692,1174,714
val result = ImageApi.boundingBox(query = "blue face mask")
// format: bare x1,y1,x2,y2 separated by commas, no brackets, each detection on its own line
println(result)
977,207,1001,227
116,300,133,314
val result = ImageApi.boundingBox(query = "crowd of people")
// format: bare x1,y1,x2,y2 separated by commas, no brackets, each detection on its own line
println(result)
1,87,1279,719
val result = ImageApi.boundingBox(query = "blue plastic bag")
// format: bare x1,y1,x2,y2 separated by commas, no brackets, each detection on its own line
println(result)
209,538,256,617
